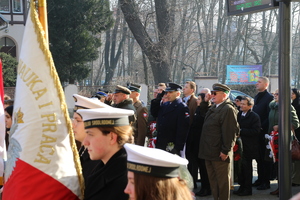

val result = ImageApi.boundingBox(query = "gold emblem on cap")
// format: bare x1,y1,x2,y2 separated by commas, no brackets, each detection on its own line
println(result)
84,119,115,127
127,163,152,173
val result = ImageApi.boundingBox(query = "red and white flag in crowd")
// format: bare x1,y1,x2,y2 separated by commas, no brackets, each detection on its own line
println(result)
2,1,83,199
0,58,6,186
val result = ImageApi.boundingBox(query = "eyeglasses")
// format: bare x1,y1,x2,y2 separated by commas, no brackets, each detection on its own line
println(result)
274,93,279,96
235,99,240,102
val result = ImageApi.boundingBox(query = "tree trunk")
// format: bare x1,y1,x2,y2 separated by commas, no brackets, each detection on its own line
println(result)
119,0,172,84
104,4,127,85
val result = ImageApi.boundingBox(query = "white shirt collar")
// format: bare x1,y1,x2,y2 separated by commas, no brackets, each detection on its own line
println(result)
183,95,191,103
216,100,226,108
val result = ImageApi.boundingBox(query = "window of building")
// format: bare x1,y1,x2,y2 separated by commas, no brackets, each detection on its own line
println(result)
0,37,16,58
0,0,23,13
13,0,22,13
0,0,10,13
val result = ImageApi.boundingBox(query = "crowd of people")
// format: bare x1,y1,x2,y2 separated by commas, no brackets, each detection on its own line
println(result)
3,78,300,200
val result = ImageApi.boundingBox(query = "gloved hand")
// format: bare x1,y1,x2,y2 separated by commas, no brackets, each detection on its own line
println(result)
156,90,165,100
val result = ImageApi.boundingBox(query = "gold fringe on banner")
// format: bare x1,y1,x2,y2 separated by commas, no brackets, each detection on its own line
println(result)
30,0,84,198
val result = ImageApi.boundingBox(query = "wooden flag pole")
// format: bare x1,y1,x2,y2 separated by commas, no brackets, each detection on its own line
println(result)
38,0,48,45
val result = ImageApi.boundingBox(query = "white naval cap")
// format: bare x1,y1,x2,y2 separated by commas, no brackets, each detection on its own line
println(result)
73,94,111,111
124,143,188,178
77,107,134,128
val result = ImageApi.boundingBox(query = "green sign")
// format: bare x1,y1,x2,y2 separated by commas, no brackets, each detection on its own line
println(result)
227,0,279,16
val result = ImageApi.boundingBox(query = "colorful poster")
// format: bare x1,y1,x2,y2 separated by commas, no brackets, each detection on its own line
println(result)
226,65,262,85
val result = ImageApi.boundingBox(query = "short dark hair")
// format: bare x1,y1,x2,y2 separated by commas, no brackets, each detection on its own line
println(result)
235,96,243,101
259,76,270,85
5,105,14,117
241,96,253,106
197,93,206,101
292,88,300,99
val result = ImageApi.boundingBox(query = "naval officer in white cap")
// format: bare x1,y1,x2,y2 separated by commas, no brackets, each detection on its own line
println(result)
72,94,111,182
77,107,134,200
124,144,193,200
72,94,110,145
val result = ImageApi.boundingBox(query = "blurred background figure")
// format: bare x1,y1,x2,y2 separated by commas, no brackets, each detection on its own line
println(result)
4,94,10,101
157,83,166,94
182,81,197,124
4,105,13,150
153,89,158,99
92,89,108,103
112,85,136,125
186,93,211,196
128,83,148,146
147,83,167,148
233,96,261,196
199,88,211,95
266,89,299,196
291,88,300,187
4,94,14,109
234,96,243,110
252,76,273,190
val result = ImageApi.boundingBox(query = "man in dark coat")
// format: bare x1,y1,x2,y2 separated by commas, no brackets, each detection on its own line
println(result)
199,83,239,200
151,82,190,155
183,81,199,188
252,76,274,190
112,85,136,125
234,96,261,196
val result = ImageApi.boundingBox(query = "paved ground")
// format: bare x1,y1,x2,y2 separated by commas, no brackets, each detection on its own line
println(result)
193,161,300,200
194,180,300,200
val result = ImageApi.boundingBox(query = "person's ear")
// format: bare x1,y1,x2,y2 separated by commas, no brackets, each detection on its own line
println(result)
110,132,118,145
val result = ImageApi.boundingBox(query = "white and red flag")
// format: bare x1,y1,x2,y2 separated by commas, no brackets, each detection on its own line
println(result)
2,1,83,199
0,58,6,186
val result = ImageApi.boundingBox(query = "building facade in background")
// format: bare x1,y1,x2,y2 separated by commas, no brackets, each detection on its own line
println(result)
0,0,28,59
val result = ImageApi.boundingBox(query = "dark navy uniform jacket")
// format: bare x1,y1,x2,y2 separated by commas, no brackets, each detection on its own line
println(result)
152,97,190,153
84,148,129,200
